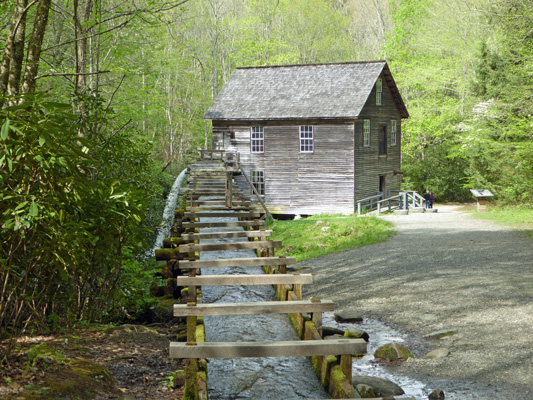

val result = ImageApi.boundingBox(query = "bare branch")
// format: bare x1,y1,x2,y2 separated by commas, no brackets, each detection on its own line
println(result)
41,20,130,53
105,74,126,111
35,70,110,79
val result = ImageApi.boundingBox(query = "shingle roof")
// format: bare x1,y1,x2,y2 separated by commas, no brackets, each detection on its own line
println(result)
204,61,408,121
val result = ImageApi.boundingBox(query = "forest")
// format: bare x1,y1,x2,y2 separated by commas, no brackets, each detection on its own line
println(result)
1,0,532,339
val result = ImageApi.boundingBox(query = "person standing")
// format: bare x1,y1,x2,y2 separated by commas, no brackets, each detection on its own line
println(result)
424,191,430,209
429,191,435,208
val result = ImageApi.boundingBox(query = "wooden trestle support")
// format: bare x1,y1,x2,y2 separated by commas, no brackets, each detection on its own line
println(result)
155,150,367,399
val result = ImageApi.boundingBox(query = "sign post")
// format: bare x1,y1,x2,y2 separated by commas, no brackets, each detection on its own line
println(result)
469,189,494,213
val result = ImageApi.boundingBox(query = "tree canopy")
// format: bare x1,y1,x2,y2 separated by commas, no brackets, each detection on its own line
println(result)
1,0,532,340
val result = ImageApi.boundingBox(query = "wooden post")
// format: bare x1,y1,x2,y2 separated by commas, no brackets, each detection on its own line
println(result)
184,358,199,400
225,171,233,208
293,282,302,300
187,242,196,261
279,256,287,274
340,354,352,385
187,266,197,305
312,311,322,336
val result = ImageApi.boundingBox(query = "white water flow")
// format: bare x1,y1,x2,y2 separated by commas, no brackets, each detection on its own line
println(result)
149,168,188,256
322,313,428,399
199,213,329,399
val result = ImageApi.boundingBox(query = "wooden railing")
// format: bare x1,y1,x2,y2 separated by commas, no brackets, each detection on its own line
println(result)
358,190,425,215
376,193,407,215
356,193,383,215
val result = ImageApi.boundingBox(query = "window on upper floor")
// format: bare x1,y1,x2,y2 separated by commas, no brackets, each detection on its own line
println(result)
251,170,265,196
251,126,264,153
363,119,370,147
391,120,397,146
299,125,314,153
376,78,382,106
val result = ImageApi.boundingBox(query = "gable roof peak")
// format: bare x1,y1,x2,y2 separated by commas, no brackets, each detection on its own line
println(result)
205,60,408,121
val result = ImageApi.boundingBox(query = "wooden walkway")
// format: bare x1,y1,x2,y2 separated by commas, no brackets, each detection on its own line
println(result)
155,154,367,399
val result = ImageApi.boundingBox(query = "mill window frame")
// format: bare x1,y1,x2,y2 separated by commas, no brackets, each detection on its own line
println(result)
363,119,371,147
299,125,314,153
251,126,264,153
391,120,397,146
251,170,265,196
376,78,383,106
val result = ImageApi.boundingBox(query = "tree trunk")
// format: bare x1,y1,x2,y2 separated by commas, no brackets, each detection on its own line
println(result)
0,0,28,105
74,0,94,93
7,0,28,98
21,0,52,95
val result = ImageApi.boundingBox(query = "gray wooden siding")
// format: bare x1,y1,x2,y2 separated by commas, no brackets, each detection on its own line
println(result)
213,121,355,215
354,73,403,203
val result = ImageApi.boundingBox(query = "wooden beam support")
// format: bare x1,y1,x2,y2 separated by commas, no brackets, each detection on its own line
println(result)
178,256,296,270
183,212,261,219
173,300,334,317
177,240,281,253
177,274,312,286
181,221,263,228
169,339,367,359
180,230,272,241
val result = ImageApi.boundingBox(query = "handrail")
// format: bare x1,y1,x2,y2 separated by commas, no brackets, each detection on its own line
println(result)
356,193,383,215
239,165,271,221
405,191,425,208
376,193,407,215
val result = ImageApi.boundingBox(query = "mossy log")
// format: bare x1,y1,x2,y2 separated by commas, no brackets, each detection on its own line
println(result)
155,248,186,261
163,237,182,248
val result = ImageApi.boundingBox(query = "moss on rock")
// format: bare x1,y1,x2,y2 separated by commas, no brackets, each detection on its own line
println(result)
374,342,412,361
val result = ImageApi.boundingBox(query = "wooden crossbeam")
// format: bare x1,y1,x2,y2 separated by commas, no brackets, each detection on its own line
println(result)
173,300,333,317
181,221,264,228
169,339,367,358
191,200,251,206
178,256,296,269
177,240,281,253
177,273,312,286
183,212,261,219
188,208,256,213
180,230,272,241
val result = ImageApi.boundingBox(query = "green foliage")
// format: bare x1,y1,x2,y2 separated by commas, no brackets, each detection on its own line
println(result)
272,214,394,262
386,0,533,204
0,93,167,339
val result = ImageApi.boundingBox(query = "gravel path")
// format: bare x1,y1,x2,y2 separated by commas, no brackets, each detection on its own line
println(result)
299,205,533,399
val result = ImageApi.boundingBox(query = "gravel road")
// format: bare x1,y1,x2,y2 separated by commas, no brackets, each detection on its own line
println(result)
298,205,533,399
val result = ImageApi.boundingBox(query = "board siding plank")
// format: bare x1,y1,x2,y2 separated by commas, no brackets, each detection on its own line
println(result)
176,274,313,286
181,221,264,228
169,339,367,358
179,230,272,240
177,240,281,253
173,300,334,317
178,257,296,269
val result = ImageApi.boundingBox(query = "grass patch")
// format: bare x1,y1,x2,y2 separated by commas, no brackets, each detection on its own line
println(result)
472,206,533,236
269,214,394,262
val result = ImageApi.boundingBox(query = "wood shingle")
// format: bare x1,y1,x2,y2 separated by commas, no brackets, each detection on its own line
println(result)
204,61,408,121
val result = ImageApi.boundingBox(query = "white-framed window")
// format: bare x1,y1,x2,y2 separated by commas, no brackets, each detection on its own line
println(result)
363,119,370,147
251,126,264,153
376,78,382,105
299,125,314,153
391,120,397,146
251,170,265,196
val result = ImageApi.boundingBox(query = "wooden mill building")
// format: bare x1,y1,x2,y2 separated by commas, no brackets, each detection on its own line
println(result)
204,61,409,215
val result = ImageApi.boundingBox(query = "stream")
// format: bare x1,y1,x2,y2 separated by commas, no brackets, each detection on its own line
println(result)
199,217,329,399
155,173,514,399
174,210,427,399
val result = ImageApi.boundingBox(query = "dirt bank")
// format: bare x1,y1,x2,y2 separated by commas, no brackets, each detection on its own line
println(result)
299,205,533,399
